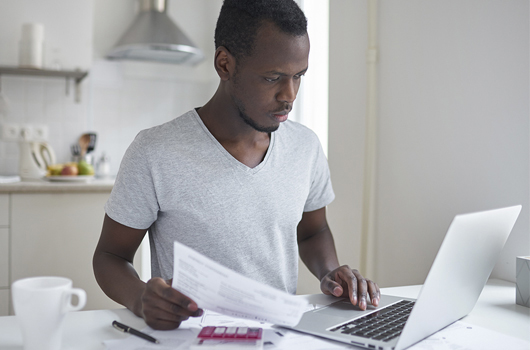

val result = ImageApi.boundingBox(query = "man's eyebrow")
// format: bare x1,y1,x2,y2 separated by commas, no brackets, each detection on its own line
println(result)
264,67,308,76
296,67,309,75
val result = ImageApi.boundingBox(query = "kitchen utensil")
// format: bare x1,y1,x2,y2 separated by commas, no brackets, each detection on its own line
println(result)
87,133,97,153
79,133,90,156
71,143,81,162
19,141,56,180
71,143,80,157
79,132,97,156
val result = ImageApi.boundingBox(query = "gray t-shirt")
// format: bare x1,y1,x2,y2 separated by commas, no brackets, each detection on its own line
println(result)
105,109,335,294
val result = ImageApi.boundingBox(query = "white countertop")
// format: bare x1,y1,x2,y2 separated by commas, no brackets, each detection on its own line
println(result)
381,278,530,342
0,177,114,193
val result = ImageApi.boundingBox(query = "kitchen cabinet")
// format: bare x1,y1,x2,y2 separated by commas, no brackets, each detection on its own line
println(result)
0,181,146,315
10,193,119,313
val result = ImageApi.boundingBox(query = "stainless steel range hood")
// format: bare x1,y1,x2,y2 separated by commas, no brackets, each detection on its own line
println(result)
107,0,203,65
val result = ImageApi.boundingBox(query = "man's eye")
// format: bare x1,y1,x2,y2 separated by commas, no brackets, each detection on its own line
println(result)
265,77,280,82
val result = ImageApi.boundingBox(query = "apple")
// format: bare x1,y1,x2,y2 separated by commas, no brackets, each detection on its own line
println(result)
77,160,94,176
61,164,78,176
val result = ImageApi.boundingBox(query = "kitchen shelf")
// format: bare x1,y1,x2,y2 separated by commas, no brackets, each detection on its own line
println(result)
0,66,89,103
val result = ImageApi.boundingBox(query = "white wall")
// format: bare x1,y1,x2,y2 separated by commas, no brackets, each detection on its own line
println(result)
328,0,529,287
323,1,368,295
0,0,93,70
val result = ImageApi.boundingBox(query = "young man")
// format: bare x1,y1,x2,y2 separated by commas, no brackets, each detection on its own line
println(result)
93,0,380,330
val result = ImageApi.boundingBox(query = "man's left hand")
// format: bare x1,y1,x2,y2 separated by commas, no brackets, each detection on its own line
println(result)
320,265,380,310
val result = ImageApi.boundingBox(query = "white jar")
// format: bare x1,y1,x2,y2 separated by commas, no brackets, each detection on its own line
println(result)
96,153,111,178
19,23,44,69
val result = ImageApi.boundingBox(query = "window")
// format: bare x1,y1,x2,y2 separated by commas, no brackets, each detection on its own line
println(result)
293,0,330,155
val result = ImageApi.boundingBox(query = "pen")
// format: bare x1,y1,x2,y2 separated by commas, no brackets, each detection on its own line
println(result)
112,320,160,344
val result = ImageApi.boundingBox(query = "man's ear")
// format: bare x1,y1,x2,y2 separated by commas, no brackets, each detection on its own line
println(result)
214,46,235,81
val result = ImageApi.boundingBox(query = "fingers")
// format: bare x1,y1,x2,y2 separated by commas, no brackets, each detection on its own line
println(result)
141,277,203,330
367,278,381,307
351,269,367,310
321,269,345,298
321,266,380,311
320,266,357,305
351,269,380,309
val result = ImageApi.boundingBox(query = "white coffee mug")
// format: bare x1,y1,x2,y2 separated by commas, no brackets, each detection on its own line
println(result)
12,276,87,350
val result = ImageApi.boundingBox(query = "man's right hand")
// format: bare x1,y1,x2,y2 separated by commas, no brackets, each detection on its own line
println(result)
140,277,203,330
93,215,203,330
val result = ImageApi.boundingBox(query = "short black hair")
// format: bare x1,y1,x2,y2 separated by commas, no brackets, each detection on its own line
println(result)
214,0,307,63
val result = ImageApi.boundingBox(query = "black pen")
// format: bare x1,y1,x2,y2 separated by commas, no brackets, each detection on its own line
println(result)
112,320,160,344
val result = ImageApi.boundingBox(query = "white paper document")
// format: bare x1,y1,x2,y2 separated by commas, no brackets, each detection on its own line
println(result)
171,241,308,327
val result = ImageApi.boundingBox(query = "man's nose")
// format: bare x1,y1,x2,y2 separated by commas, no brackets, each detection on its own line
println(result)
277,79,298,103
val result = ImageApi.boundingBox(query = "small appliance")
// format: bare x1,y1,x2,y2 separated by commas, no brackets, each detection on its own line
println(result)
19,141,56,180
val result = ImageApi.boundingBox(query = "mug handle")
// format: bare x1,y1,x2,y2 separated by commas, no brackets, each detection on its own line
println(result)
63,288,87,312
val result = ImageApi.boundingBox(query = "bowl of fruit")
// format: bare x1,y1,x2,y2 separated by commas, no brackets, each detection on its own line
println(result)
46,160,95,182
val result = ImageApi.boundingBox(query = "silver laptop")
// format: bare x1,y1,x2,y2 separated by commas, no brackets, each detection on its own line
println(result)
288,205,521,350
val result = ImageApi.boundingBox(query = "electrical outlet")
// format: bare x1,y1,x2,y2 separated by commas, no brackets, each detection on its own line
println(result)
0,123,49,141
19,125,33,141
33,124,49,141
0,123,20,141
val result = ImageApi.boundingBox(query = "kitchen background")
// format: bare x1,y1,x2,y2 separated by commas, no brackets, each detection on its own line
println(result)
0,0,222,176
0,0,528,303
0,0,330,303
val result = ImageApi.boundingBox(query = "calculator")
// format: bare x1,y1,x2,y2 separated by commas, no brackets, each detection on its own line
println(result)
190,326,264,349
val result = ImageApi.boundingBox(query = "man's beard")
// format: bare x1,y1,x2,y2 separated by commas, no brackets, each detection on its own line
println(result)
233,96,280,133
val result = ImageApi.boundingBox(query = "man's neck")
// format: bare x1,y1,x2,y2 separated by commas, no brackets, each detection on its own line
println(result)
197,99,271,169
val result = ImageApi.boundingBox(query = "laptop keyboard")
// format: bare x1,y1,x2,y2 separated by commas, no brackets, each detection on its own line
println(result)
329,300,415,342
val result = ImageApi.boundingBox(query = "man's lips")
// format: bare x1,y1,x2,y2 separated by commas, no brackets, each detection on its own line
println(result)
272,109,290,122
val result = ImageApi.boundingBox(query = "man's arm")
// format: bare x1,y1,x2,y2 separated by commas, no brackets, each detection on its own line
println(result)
93,214,202,330
297,207,380,310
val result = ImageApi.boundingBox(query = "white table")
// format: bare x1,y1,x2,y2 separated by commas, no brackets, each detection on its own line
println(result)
381,279,530,343
0,279,528,349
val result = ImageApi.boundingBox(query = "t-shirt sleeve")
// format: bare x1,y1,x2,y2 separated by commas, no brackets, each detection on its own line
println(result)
303,136,335,212
104,132,159,229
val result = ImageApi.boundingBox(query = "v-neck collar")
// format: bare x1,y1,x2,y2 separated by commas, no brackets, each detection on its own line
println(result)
191,109,275,175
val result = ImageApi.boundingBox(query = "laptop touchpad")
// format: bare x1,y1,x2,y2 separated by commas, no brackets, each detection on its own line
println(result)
315,300,375,317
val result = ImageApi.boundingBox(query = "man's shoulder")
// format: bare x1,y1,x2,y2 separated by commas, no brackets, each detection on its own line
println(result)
133,110,200,146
